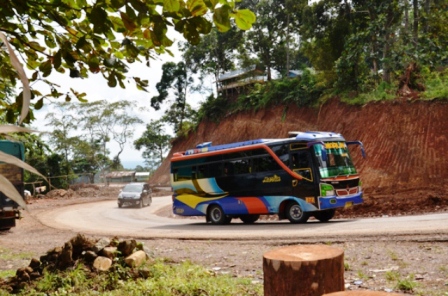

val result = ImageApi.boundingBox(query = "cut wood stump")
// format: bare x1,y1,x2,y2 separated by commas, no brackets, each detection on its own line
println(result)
323,291,402,296
263,245,344,296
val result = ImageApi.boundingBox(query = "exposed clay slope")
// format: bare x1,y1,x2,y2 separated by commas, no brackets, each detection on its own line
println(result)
151,99,448,216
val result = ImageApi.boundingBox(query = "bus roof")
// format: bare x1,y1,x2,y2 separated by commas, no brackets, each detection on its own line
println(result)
179,131,344,157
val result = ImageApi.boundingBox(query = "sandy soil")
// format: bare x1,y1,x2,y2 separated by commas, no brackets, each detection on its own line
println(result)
0,185,447,295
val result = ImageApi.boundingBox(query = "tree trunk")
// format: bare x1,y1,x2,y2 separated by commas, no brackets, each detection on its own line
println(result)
413,0,418,46
263,245,344,296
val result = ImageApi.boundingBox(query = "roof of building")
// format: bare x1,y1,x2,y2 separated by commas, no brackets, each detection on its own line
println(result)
217,65,263,82
105,171,136,178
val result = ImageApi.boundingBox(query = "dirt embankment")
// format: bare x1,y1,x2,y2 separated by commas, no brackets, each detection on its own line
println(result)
150,99,448,217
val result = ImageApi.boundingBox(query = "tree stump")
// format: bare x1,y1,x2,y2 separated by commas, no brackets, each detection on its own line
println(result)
324,291,402,296
263,245,344,296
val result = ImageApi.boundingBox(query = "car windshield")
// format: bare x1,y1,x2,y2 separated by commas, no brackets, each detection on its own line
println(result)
314,142,357,178
123,184,143,192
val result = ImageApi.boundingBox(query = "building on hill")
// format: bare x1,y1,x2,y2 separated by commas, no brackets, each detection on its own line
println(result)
217,65,266,100
105,171,136,184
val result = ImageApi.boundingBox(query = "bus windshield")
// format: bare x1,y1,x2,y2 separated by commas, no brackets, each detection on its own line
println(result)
314,142,357,178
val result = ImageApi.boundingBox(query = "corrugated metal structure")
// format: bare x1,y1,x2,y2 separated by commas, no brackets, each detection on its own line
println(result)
105,171,136,183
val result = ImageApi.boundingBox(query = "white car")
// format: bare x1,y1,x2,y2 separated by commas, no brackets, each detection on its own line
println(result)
117,183,152,208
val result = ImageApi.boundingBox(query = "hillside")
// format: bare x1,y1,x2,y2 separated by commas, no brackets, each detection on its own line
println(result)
150,99,448,217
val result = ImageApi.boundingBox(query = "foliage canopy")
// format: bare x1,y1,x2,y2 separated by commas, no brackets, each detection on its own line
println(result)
0,0,256,123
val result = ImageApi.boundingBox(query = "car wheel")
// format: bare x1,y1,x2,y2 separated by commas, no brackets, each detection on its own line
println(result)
118,202,123,208
138,199,143,208
285,201,309,224
147,196,152,207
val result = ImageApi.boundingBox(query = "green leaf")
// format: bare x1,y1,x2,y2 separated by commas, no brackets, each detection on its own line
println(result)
108,72,117,87
39,59,52,77
34,98,44,110
232,9,256,31
164,0,180,12
120,12,137,32
53,50,62,69
110,0,126,9
188,0,208,16
89,6,108,34
213,5,231,32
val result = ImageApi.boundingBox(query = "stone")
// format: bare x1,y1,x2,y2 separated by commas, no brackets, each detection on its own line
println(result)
84,250,98,262
118,240,137,257
93,237,111,253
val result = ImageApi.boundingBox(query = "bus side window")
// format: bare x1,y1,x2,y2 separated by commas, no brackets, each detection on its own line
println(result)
209,162,223,178
253,155,281,172
233,159,250,174
292,152,312,180
272,144,289,166
177,166,192,181
197,165,206,179
224,162,234,176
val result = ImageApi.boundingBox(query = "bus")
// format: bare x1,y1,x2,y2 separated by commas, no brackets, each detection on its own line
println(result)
0,140,25,230
170,131,365,225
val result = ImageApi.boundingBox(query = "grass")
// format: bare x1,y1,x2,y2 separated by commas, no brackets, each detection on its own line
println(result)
0,259,263,296
421,69,448,100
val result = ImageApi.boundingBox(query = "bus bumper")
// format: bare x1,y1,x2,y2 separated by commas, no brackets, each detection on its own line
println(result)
318,193,363,210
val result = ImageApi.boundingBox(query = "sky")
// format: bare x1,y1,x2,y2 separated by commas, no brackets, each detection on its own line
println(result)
30,37,211,170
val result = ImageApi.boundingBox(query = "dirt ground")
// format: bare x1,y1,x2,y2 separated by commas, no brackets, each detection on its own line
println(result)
0,185,447,295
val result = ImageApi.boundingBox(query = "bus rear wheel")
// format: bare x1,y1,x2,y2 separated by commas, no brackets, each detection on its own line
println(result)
286,202,309,224
208,205,230,225
313,209,336,222
240,214,260,224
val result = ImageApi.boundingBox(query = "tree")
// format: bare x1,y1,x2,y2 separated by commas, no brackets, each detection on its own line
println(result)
0,0,255,119
45,102,79,175
181,27,245,93
134,120,171,170
151,62,196,133
245,0,305,80
78,100,143,167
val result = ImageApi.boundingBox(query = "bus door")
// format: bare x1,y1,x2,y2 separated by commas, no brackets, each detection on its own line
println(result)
290,151,319,205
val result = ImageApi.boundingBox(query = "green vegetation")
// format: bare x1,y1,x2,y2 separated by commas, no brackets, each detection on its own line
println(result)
0,259,262,296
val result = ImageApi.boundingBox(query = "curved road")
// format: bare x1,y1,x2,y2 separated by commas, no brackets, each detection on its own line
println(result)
37,195,448,240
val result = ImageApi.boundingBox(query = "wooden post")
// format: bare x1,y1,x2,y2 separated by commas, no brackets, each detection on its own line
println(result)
324,292,402,296
263,245,344,296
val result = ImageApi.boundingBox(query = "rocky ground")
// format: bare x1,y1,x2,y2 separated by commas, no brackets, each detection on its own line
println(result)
0,184,447,295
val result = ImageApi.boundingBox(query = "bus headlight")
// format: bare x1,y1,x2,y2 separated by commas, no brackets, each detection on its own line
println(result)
321,183,335,197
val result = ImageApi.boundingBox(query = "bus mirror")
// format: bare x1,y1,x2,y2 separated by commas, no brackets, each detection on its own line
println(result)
346,141,366,159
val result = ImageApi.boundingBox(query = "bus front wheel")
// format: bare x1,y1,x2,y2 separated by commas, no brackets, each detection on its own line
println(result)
286,202,309,224
313,209,336,222
208,205,230,225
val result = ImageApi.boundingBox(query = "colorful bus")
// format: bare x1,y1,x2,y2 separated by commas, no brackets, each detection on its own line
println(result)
170,131,365,225
0,140,25,230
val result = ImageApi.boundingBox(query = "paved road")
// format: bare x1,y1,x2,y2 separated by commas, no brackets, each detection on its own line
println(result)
37,195,448,240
